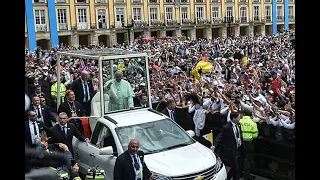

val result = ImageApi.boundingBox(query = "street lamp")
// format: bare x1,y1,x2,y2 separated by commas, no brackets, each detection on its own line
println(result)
123,19,134,45
224,16,234,38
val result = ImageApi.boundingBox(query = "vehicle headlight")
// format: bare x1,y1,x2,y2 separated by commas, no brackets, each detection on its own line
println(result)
212,152,223,174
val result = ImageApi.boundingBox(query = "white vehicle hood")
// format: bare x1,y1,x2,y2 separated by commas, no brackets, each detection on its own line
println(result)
144,142,216,177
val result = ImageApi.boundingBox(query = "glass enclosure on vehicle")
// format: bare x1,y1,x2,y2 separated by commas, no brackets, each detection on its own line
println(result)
55,49,151,121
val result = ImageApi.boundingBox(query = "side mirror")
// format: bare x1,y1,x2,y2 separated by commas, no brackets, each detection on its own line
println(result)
186,130,195,137
99,146,114,155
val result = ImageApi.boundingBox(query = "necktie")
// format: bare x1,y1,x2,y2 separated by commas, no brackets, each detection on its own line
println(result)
62,126,67,137
83,82,89,102
33,122,38,136
171,111,175,121
37,107,41,118
235,125,242,147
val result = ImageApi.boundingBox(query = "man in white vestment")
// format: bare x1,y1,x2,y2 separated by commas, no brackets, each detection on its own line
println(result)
104,71,134,111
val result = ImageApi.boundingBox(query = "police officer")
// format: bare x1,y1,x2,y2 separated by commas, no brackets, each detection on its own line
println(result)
239,111,258,180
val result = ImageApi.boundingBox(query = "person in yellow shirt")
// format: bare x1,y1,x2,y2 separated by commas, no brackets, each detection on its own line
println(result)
239,111,258,180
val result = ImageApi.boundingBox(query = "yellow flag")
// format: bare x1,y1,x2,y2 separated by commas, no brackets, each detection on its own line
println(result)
242,56,249,65
208,130,213,145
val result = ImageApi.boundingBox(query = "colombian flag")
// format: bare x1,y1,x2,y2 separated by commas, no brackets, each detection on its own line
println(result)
192,60,213,83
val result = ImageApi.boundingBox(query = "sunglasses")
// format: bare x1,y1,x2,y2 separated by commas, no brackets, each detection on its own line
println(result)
30,114,37,117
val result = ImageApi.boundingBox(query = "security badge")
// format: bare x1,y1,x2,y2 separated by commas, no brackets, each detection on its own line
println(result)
195,175,204,180
71,110,77,117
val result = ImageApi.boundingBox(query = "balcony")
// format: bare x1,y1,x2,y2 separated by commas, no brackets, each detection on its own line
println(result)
212,17,223,24
98,22,107,29
115,21,124,28
289,15,295,22
265,16,271,22
150,19,164,26
58,23,68,30
197,19,211,25
132,0,141,3
36,24,47,32
77,22,89,30
56,0,66,3
253,16,260,22
149,0,157,3
166,19,179,26
181,19,194,25
277,16,284,22
240,17,247,23
133,20,148,28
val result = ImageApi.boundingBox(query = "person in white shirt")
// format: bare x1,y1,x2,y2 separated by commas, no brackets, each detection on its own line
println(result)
240,94,266,123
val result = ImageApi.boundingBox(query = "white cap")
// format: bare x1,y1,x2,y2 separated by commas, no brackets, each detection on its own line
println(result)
42,66,48,70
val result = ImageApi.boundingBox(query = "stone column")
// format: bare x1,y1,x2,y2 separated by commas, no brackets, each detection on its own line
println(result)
71,31,79,47
175,29,182,38
234,26,240,37
160,29,166,37
144,29,151,37
91,32,99,45
129,29,134,44
260,25,266,36
190,27,196,40
205,27,212,39
221,27,227,39
248,25,254,37
110,30,117,46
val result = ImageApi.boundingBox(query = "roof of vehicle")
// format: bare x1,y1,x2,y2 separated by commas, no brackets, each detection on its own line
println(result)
106,108,167,127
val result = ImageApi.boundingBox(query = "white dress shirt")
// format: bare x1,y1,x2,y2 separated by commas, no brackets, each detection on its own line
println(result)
29,120,40,144
33,105,43,120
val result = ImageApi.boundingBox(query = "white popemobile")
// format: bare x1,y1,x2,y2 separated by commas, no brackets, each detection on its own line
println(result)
55,49,227,180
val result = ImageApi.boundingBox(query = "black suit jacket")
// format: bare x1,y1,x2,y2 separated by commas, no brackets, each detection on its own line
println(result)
58,101,86,118
114,150,151,180
213,121,244,166
25,120,50,148
161,108,177,121
71,78,94,103
48,123,86,156
26,105,56,128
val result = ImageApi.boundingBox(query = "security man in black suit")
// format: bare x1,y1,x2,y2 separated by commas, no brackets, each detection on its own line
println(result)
114,139,156,180
213,111,244,180
48,112,90,157
26,96,56,128
71,70,95,116
161,99,177,121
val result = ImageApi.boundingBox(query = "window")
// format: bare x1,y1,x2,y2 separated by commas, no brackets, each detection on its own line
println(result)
56,0,66,3
196,0,204,2
265,6,271,21
57,9,67,30
116,8,125,23
133,0,141,3
96,0,105,3
78,8,87,23
196,7,204,20
226,0,232,2
240,7,247,22
77,0,86,2
211,0,218,2
253,6,259,21
253,0,259,2
277,0,282,2
150,8,158,20
166,7,173,20
98,9,106,28
226,7,233,20
288,6,294,19
165,0,173,2
34,0,45,2
181,7,188,20
149,0,157,2
91,123,117,153
181,0,188,2
35,9,46,24
277,6,282,20
115,0,124,3
288,0,294,2
133,8,142,21
212,6,219,20
265,0,271,2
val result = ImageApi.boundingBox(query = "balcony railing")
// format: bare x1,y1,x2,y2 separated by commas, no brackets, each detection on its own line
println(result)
240,17,247,23
77,23,88,30
212,0,219,2
76,0,87,3
197,19,211,25
56,0,66,3
181,0,188,2
165,0,173,3
212,17,223,24
289,15,295,21
133,20,148,28
36,24,47,32
265,16,271,22
253,0,259,2
150,19,164,26
240,0,246,2
149,0,157,2
115,0,124,3
226,0,232,2
34,0,45,3
181,19,194,24
96,0,105,3
166,19,179,26
253,16,260,21
58,23,68,30
196,0,204,3
277,16,283,21
98,23,107,29
132,0,141,3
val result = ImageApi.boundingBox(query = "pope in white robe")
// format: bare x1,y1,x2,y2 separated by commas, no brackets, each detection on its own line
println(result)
104,71,134,112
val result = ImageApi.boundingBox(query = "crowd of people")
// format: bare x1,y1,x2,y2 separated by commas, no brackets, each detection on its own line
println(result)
25,29,295,179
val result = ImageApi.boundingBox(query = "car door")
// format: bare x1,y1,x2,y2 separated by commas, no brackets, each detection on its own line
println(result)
87,122,118,180
72,136,92,174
